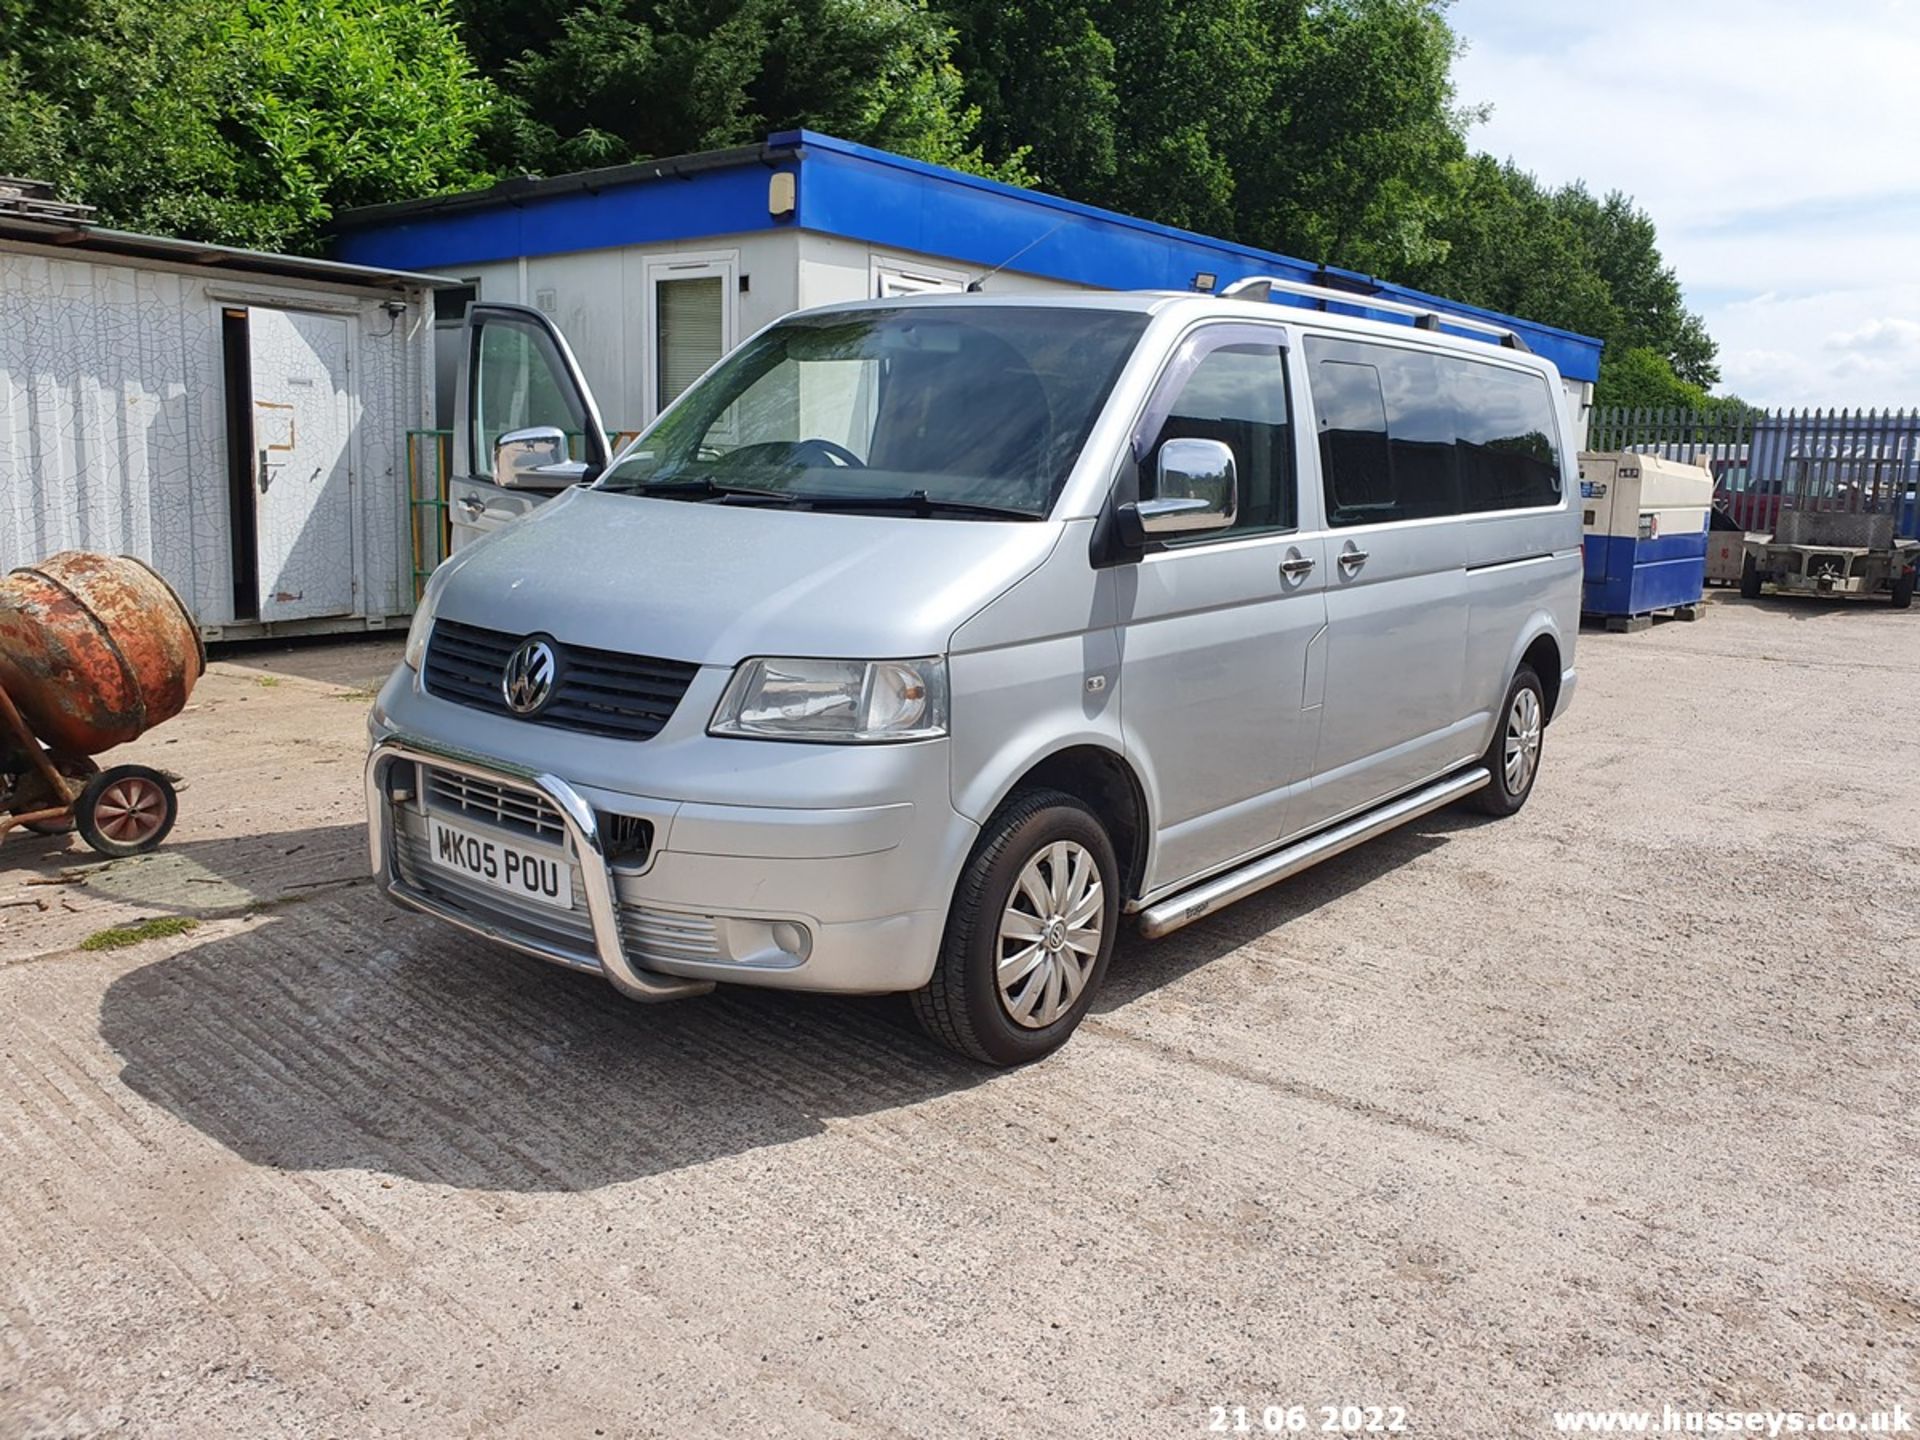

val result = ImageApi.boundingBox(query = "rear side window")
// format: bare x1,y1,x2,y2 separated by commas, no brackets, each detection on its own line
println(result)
1305,336,1562,525
1452,361,1563,512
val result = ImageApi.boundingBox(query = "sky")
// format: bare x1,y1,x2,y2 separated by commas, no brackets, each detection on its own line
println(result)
1448,0,1920,407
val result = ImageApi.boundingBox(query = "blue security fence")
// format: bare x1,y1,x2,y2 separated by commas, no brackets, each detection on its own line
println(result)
1587,406,1920,538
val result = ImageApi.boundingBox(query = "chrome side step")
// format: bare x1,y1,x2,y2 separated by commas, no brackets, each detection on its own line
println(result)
1137,766,1492,939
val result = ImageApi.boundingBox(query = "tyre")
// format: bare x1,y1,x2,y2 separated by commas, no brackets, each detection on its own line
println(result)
1467,665,1545,818
1891,571,1914,610
911,787,1120,1066
75,764,178,858
1739,554,1763,599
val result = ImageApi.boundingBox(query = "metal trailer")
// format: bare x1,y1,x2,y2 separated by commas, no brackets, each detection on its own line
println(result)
1578,452,1712,630
1736,448,1919,607
1740,509,1918,607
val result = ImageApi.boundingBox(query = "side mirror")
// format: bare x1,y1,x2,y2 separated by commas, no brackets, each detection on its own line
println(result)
1118,437,1238,543
494,426,598,490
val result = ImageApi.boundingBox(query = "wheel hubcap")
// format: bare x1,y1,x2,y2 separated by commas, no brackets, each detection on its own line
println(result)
94,777,167,844
997,840,1103,1030
1503,688,1542,796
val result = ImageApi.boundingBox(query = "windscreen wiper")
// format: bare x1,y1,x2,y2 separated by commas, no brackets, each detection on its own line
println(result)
622,476,794,504
786,490,1041,519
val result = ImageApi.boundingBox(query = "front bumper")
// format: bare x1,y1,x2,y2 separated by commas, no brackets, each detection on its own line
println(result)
365,732,970,999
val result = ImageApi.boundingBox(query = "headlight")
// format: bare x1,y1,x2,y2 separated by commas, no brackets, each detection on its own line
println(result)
710,657,949,742
402,578,442,671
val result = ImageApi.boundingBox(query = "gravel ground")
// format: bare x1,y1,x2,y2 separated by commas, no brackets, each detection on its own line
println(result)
2,596,1916,1438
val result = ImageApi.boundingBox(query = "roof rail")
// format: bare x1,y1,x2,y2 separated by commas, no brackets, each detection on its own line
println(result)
1218,275,1531,353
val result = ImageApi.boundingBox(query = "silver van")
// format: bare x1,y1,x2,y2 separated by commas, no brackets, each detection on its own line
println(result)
367,279,1580,1064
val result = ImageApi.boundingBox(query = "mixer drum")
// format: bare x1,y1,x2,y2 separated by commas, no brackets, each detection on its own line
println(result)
0,552,206,757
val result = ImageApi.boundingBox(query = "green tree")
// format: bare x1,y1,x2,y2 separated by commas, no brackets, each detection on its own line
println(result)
1592,347,1707,410
1413,162,1721,399
0,0,494,252
1237,0,1472,277
946,1,1118,199
1548,185,1718,389
461,0,1023,181
951,0,1471,274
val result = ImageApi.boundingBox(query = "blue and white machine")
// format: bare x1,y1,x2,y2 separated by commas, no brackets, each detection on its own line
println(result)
1578,452,1712,629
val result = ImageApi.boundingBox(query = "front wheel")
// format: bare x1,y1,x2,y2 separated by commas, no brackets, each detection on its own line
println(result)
1891,571,1914,610
912,788,1120,1066
1467,666,1545,818
1739,554,1763,599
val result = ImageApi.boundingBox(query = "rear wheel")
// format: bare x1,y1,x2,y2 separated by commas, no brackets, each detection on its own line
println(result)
912,788,1119,1066
1891,571,1914,610
75,765,178,858
1739,554,1763,599
1467,666,1545,818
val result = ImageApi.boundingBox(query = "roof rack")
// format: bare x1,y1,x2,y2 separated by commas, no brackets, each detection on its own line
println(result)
1218,275,1531,353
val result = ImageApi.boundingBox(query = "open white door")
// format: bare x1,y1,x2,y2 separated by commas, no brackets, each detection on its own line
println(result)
249,308,354,621
448,303,611,551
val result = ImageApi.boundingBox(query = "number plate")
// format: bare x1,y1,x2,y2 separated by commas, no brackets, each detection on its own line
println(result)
426,818,574,910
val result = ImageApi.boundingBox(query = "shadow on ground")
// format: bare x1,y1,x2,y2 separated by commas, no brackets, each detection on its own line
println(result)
3,819,368,917
96,807,1473,1191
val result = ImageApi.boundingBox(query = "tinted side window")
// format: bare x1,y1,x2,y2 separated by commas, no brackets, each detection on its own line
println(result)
1313,357,1392,518
1147,341,1295,537
1306,337,1459,525
1450,358,1563,511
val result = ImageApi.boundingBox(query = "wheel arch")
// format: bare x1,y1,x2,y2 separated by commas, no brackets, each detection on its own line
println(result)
973,743,1153,904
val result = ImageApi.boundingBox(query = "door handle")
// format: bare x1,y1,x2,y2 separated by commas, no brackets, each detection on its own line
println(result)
1279,554,1316,579
457,496,486,518
1338,546,1370,572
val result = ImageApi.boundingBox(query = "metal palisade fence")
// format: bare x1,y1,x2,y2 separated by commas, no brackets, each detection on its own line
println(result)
1586,406,1920,536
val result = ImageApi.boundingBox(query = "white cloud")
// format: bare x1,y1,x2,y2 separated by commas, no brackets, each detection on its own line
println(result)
1448,0,1920,406
1825,318,1920,353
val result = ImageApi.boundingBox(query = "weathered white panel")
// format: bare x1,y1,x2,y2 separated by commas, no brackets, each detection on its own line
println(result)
0,241,432,630
0,250,204,601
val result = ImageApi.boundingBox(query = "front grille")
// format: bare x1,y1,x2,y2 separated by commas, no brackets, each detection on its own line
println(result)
424,766,565,844
424,619,699,741
391,822,600,971
618,906,721,967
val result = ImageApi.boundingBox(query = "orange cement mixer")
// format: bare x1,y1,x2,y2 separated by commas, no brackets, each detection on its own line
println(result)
1,552,205,856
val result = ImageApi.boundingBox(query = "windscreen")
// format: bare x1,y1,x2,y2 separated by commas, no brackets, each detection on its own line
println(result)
598,306,1149,518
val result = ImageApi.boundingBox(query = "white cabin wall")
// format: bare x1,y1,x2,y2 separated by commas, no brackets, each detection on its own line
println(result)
794,232,1095,308
454,232,800,432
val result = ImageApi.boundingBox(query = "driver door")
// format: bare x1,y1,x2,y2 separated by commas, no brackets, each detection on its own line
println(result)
448,304,612,550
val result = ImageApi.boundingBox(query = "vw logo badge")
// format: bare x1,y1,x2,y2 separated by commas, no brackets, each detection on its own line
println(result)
502,638,558,716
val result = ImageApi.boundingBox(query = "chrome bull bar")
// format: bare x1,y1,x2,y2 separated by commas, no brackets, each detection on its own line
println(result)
365,735,713,1003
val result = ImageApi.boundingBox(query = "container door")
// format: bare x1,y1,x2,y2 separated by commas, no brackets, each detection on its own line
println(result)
449,303,611,551
249,308,355,622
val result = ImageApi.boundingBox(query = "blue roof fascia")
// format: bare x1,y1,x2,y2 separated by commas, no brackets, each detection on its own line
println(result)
328,126,1602,384
784,131,1602,383
329,155,798,273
